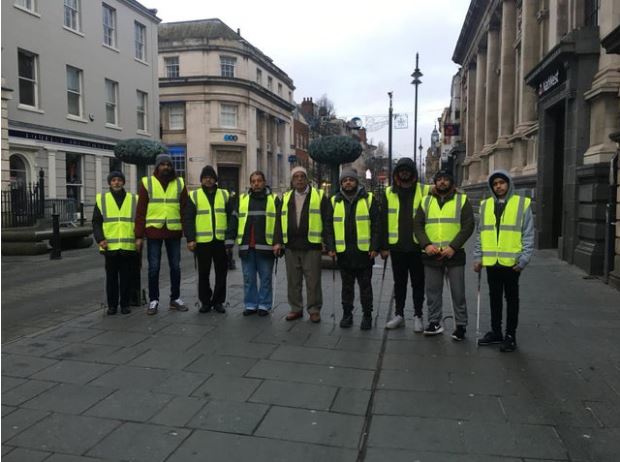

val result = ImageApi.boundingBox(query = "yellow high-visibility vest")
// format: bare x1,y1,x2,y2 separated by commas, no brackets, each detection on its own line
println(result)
421,192,466,249
236,193,276,250
480,195,530,266
142,176,184,231
386,183,429,244
190,188,229,243
331,193,373,252
281,187,324,244
96,191,137,251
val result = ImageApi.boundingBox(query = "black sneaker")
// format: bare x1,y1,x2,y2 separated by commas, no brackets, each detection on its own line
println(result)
107,307,118,315
500,334,517,352
477,331,503,346
212,303,226,314
243,308,257,316
199,303,212,313
360,315,372,330
258,309,270,317
423,322,444,336
451,325,466,341
120,306,131,315
339,313,353,328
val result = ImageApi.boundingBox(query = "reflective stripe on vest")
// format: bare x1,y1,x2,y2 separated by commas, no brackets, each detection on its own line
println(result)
480,195,530,267
421,193,466,249
236,193,276,246
385,182,429,244
142,176,184,230
190,188,229,243
331,193,373,252
96,191,137,251
281,187,324,244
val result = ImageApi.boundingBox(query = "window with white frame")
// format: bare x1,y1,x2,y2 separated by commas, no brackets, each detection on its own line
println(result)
164,56,179,78
64,0,80,32
277,83,282,96
136,90,148,131
105,79,118,125
102,4,116,48
18,49,39,108
66,65,83,117
134,21,146,61
267,76,273,91
15,0,36,13
168,104,185,130
256,68,262,85
220,104,237,128
220,56,236,78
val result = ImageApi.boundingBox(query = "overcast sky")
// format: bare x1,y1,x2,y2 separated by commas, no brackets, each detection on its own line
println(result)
146,0,471,166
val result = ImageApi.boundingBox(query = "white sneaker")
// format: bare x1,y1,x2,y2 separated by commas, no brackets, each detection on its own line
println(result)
385,315,405,329
147,300,159,315
413,316,424,333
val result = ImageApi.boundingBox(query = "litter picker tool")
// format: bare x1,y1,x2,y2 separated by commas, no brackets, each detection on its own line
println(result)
374,255,389,327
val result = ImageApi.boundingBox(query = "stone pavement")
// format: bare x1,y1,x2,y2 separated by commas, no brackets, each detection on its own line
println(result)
2,248,619,461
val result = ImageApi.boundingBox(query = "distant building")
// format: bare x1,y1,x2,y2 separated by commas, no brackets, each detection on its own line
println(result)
292,107,310,175
424,125,441,184
158,19,295,194
451,0,620,278
1,0,161,205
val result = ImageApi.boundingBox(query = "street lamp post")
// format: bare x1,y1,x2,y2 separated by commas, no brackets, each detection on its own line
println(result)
411,53,423,166
418,138,424,181
388,91,393,186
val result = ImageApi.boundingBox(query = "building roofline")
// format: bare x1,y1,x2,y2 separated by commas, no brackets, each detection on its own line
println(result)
452,0,487,65
119,0,161,23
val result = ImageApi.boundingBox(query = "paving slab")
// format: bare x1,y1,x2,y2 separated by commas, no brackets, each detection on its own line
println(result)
249,379,337,410
86,422,190,462
184,352,258,376
149,395,206,426
20,383,114,414
1,408,50,443
187,399,269,434
85,389,173,422
88,364,171,389
270,344,378,369
191,373,262,401
0,447,51,462
150,370,210,396
6,413,120,454
330,387,372,416
1,354,58,378
127,348,202,370
1,379,57,406
29,359,113,385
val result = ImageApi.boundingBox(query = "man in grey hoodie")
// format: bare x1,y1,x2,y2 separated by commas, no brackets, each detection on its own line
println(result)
473,170,534,352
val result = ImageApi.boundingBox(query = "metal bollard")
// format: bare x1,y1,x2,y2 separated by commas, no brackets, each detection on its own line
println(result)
50,203,62,260
79,202,85,226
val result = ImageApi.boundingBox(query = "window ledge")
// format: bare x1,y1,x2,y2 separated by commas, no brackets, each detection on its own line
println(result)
18,104,44,114
105,123,123,131
66,114,88,123
63,25,85,37
134,58,149,66
102,43,120,53
13,5,40,17
136,129,151,136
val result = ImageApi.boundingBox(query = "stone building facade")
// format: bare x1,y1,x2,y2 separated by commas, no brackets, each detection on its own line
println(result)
1,0,161,205
452,0,620,278
158,19,295,195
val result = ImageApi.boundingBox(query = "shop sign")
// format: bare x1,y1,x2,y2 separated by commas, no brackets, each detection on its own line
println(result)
538,69,564,97
224,134,238,142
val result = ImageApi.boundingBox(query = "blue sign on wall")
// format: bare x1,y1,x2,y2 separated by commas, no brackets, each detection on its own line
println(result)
288,155,296,163
224,134,238,142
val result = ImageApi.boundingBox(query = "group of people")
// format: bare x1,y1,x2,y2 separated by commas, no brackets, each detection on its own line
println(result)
93,153,533,352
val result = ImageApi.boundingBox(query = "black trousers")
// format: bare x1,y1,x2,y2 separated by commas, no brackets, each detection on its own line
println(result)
105,252,134,309
196,241,228,306
340,266,373,314
486,265,521,335
390,250,425,317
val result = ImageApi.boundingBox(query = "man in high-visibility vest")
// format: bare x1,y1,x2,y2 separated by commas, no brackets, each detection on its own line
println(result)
380,157,430,332
135,153,188,315
184,166,235,314
328,168,380,330
92,171,137,315
229,170,282,316
280,166,334,323
473,170,534,352
414,170,474,339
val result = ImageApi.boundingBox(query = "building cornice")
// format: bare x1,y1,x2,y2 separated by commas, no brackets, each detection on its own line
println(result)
118,0,161,23
601,24,620,54
453,0,496,65
159,76,296,112
8,121,128,146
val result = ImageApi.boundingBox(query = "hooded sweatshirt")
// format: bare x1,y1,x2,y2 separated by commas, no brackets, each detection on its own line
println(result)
472,169,535,269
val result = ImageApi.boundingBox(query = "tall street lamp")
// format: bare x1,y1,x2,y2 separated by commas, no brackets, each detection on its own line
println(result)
418,138,424,181
411,53,423,166
388,91,393,185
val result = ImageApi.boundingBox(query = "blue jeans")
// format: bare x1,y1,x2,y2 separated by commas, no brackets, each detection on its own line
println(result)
241,250,274,311
147,238,181,302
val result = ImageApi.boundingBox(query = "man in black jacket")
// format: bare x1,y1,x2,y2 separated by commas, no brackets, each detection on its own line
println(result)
280,166,334,323
328,168,380,330
184,166,235,313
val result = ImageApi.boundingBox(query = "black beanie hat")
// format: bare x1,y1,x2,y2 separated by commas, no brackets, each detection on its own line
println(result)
200,165,218,181
107,170,125,185
433,169,454,183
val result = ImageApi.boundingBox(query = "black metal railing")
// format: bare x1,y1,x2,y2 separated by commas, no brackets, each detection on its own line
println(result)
44,199,78,225
1,182,44,228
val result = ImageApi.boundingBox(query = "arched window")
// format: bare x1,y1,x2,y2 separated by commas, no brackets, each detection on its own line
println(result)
9,154,29,188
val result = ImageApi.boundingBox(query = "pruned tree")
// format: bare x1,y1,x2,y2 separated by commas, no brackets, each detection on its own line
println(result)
308,135,362,193
113,138,168,165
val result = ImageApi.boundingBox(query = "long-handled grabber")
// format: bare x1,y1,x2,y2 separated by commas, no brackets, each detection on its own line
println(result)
374,255,389,328
271,255,279,311
443,267,458,331
331,255,337,327
475,269,481,347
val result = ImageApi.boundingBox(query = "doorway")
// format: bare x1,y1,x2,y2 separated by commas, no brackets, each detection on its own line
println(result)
218,166,239,196
549,104,565,248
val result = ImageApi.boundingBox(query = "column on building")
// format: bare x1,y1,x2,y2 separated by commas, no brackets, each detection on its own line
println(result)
583,0,620,164
258,110,267,174
246,106,259,182
463,63,477,184
95,156,102,196
47,150,57,199
483,25,501,175
281,119,291,193
269,117,277,186
496,0,517,171
473,47,487,182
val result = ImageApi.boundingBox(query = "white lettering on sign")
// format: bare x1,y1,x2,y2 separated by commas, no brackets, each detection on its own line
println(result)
538,70,560,96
